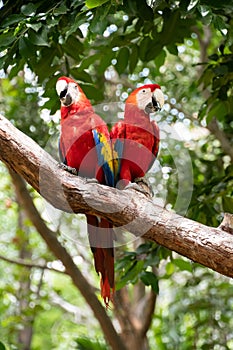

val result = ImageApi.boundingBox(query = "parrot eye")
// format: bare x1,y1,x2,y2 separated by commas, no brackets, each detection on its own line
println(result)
138,88,148,95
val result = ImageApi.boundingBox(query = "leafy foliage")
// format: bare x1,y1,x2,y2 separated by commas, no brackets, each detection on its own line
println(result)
0,0,232,116
152,266,233,349
116,243,172,293
75,337,108,350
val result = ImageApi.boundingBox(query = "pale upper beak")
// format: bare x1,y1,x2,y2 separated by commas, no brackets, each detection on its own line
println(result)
145,89,164,114
152,88,164,111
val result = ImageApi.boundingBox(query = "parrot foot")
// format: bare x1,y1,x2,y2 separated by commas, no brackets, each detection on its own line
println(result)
59,163,78,176
134,177,154,197
124,179,153,198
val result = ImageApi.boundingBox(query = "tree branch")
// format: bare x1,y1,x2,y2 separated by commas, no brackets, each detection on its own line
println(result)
139,290,157,337
0,253,65,274
1,114,233,281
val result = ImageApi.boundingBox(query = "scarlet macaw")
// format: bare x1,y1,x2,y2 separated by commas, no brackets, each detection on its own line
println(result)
111,84,164,189
56,76,115,305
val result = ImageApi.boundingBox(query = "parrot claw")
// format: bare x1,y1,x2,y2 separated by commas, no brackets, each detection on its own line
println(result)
134,177,154,197
124,179,153,198
59,163,78,176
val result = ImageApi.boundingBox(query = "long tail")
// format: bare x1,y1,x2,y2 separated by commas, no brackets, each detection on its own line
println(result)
86,214,114,306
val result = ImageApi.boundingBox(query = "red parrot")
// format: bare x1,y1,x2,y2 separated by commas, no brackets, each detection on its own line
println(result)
111,84,164,189
56,76,115,306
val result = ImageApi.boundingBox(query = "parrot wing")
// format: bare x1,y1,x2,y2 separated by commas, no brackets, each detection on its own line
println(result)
92,128,115,187
110,121,125,185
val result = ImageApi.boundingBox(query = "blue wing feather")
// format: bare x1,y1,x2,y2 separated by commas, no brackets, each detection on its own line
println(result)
92,129,115,187
112,138,123,184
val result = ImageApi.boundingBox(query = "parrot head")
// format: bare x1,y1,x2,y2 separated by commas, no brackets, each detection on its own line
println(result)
126,84,164,114
56,76,91,108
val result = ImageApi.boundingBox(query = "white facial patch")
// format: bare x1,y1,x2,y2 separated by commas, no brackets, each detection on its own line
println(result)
136,88,153,110
66,82,80,103
56,79,68,96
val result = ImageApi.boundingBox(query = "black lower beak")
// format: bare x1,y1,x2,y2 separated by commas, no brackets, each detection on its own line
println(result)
61,93,72,106
145,96,160,114
152,96,161,111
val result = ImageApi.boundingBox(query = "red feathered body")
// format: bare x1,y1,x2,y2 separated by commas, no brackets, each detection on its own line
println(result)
58,77,114,306
60,102,107,181
111,85,160,186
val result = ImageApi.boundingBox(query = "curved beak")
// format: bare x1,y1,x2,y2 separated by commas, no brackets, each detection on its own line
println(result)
145,89,164,114
60,89,72,106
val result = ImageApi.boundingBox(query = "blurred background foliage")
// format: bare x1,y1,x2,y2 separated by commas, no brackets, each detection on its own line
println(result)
0,0,233,349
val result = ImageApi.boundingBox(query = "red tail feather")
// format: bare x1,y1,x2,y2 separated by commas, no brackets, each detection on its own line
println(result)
87,215,115,306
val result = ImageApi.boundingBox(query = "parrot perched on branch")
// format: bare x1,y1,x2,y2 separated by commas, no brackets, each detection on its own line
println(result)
56,76,115,306
111,84,164,189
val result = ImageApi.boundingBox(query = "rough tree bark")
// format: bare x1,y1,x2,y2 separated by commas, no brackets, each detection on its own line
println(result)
0,114,233,278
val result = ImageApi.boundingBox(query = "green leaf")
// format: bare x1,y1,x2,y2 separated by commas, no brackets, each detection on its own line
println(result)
98,49,114,74
165,261,175,276
26,23,42,32
70,69,93,84
0,55,6,70
116,260,144,290
18,37,35,57
173,258,193,272
136,242,153,255
222,197,233,213
62,35,83,60
33,47,58,82
21,3,37,16
206,100,228,124
53,3,68,15
0,341,6,350
79,54,101,70
129,44,138,73
1,14,25,28
209,53,219,61
146,40,163,61
137,1,153,21
154,49,166,69
8,59,25,79
85,0,110,9
28,29,49,47
140,271,159,293
115,252,136,271
167,43,178,56
0,31,16,48
89,6,109,34
80,84,104,102
139,36,151,61
115,47,129,75
161,9,180,44
198,66,214,89
76,337,107,350
213,64,228,75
